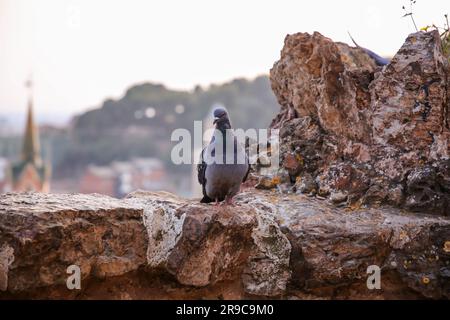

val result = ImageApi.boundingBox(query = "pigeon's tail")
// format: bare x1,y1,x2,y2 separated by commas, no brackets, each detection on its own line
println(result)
200,195,214,203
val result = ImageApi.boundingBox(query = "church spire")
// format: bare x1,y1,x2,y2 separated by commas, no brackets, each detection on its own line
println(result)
22,77,41,164
10,76,50,192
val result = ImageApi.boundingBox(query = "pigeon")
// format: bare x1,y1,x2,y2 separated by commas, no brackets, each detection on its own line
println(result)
348,32,389,66
197,108,250,205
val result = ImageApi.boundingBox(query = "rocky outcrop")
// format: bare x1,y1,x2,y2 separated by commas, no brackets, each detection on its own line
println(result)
270,31,450,216
0,191,449,299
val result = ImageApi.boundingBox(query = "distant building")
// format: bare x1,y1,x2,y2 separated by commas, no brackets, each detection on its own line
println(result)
10,80,51,192
79,158,167,197
79,165,116,196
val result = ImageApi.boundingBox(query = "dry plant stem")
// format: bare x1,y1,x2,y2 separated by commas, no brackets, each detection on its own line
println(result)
402,1,418,32
410,14,418,31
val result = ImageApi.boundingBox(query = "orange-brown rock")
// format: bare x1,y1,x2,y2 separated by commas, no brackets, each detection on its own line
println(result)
270,31,450,215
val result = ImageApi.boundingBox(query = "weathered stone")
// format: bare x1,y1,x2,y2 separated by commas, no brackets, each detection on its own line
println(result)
283,153,303,177
255,170,291,190
387,184,405,207
279,117,325,176
370,31,449,160
330,191,348,205
0,190,449,299
255,175,279,190
166,204,256,287
294,173,318,195
405,162,450,215
270,30,450,215
271,192,450,299
239,197,291,296
0,192,148,293
0,245,14,291
316,163,371,203
270,31,376,144
126,191,186,268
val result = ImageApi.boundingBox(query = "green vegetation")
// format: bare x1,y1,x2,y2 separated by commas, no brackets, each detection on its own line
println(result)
441,14,450,62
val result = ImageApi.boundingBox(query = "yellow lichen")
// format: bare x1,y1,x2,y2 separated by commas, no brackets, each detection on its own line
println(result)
271,176,281,186
444,241,450,253
348,200,362,211
399,230,408,240
403,260,410,269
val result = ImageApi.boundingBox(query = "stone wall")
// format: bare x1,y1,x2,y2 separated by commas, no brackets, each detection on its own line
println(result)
1,191,449,299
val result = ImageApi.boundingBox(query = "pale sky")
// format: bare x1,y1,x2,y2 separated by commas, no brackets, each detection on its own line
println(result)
1,0,449,120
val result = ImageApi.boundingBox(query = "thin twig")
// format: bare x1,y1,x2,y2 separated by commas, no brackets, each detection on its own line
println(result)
402,1,418,32
410,15,419,31
409,1,418,31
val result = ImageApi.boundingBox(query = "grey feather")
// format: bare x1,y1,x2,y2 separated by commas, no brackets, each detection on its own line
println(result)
348,32,390,66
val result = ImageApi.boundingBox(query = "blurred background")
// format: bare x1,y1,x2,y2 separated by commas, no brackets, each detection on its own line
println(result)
1,0,449,197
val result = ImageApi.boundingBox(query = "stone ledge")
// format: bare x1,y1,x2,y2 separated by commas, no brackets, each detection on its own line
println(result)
0,191,449,299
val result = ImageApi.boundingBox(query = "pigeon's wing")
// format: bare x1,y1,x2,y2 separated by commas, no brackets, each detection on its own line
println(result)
348,32,388,66
198,136,217,185
238,137,250,183
242,156,251,183
197,147,213,203
197,148,206,185
363,48,389,66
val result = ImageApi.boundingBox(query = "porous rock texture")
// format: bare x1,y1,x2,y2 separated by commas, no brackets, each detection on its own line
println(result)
270,31,450,216
0,191,449,299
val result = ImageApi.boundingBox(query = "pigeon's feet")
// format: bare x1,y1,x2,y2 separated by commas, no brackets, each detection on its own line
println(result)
214,198,221,207
224,196,235,206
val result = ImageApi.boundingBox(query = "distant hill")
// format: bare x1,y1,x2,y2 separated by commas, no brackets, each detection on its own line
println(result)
57,75,279,178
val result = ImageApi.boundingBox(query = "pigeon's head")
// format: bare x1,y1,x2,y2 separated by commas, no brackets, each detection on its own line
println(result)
213,108,231,129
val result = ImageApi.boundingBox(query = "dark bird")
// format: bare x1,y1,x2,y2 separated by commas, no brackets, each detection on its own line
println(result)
348,32,390,66
197,108,250,205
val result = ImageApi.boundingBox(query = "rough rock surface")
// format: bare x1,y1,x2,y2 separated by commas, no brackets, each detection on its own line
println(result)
1,191,449,299
0,193,147,293
270,31,450,216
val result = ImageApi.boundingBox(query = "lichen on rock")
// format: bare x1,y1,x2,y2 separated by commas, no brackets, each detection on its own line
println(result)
125,191,186,268
239,197,291,296
0,245,14,291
